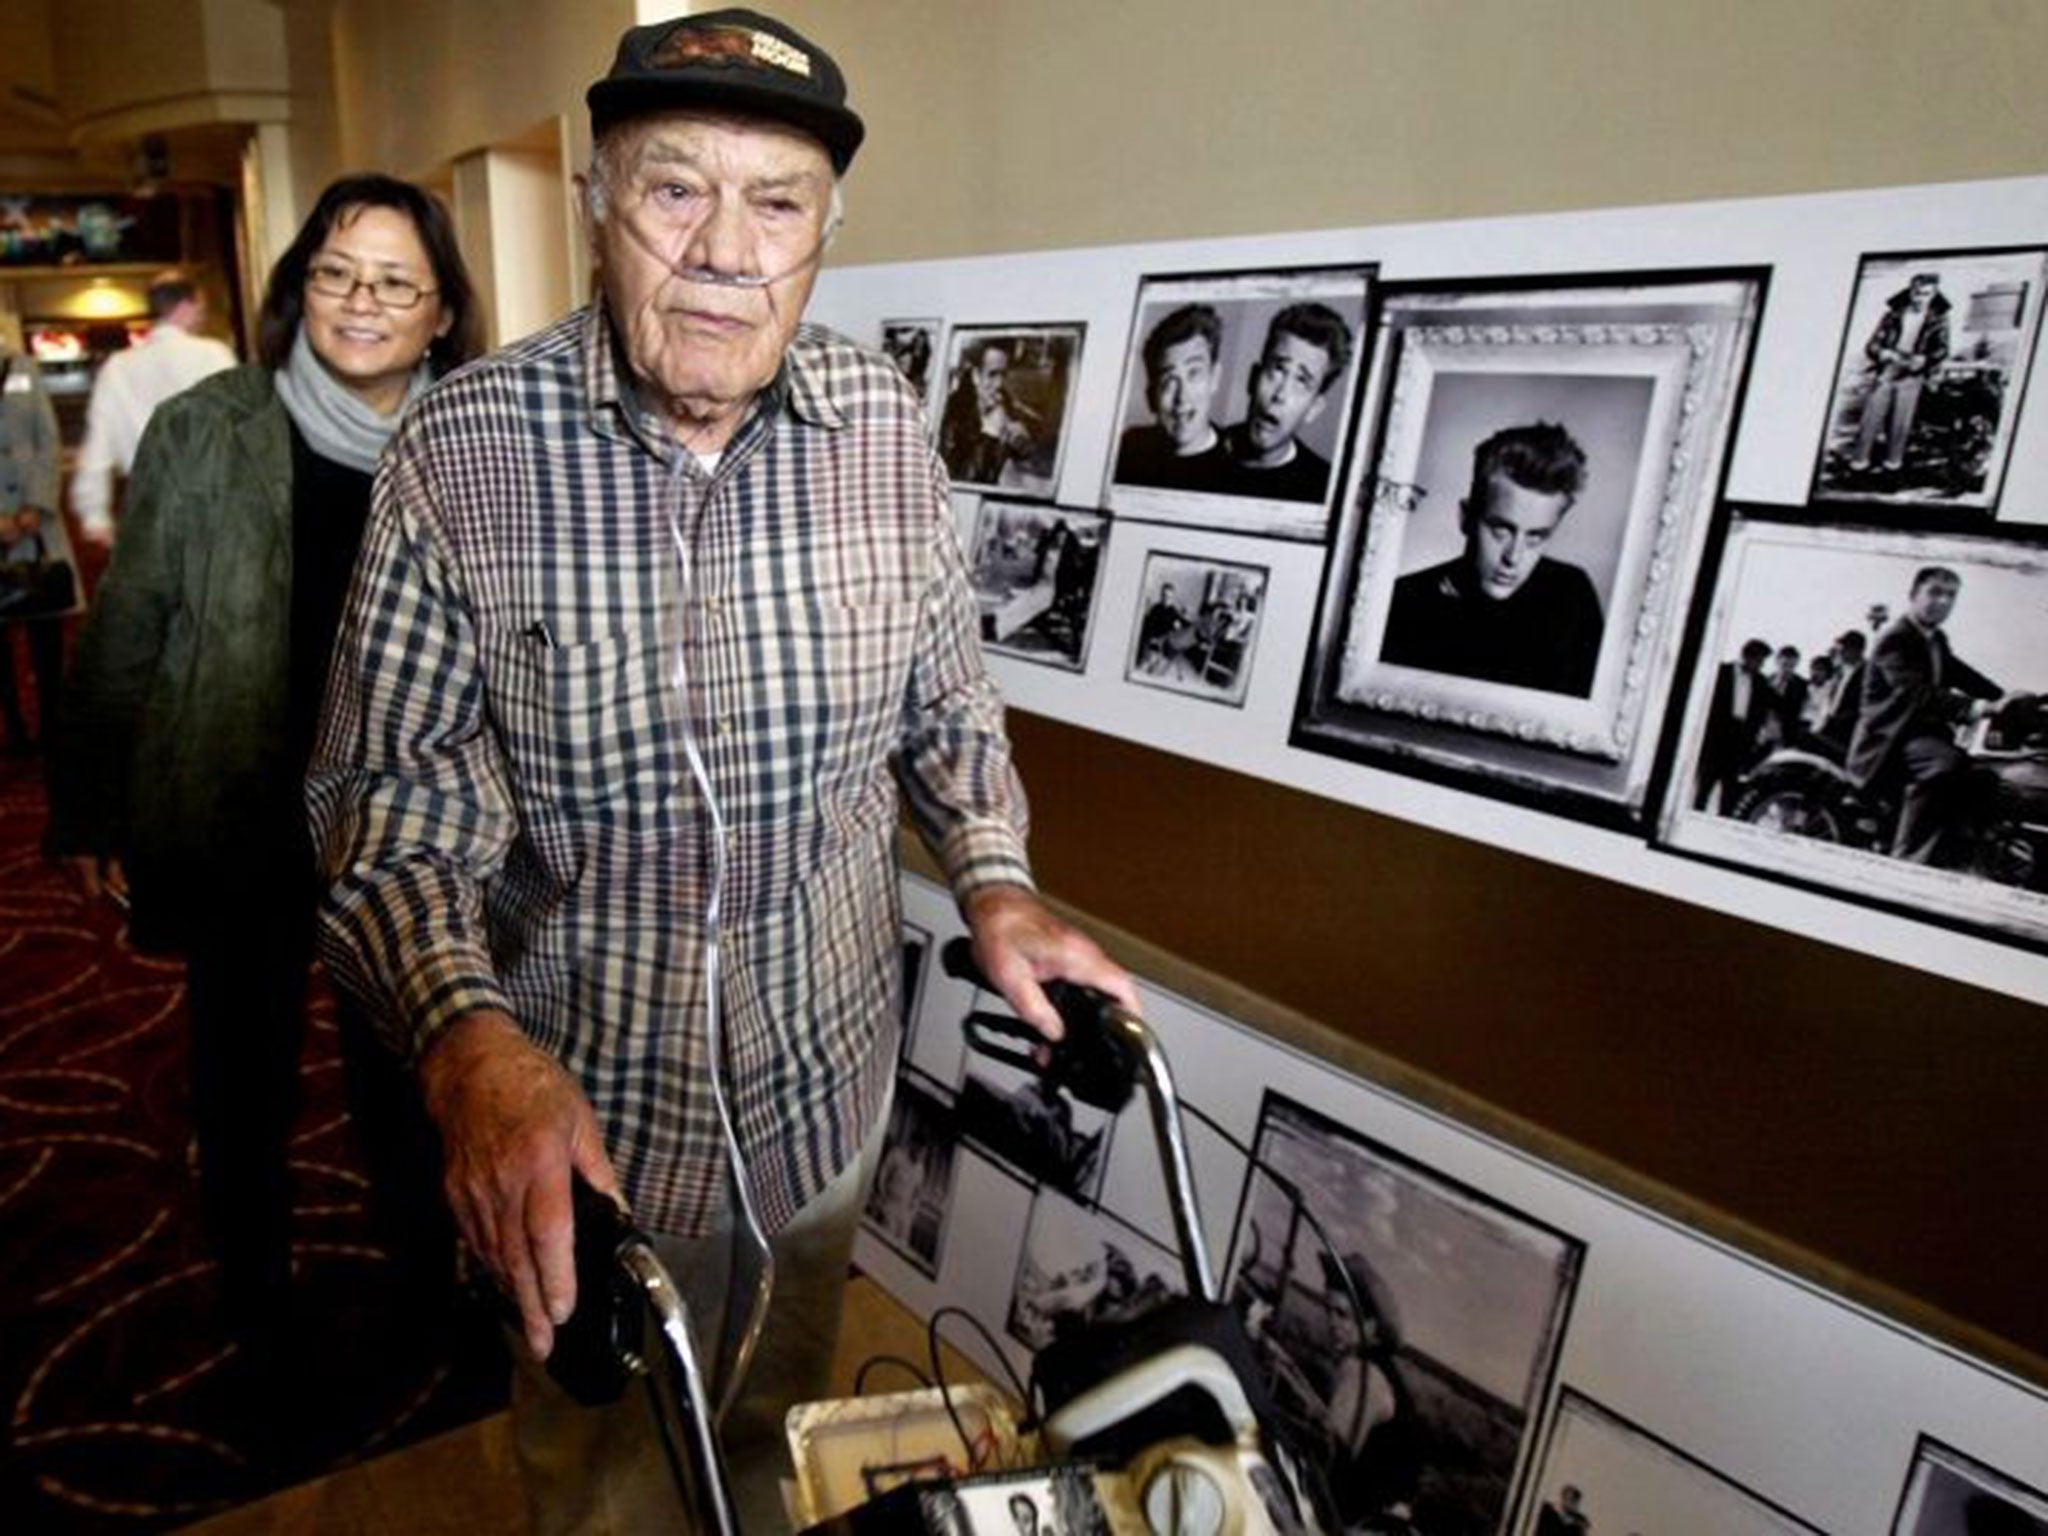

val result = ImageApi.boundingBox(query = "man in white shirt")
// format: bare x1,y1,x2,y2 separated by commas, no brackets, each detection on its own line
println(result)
70,273,236,546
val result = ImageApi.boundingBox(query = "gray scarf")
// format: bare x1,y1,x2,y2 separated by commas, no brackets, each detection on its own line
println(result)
272,326,433,474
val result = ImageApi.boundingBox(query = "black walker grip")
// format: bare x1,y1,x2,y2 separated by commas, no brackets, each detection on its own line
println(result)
943,937,1138,1114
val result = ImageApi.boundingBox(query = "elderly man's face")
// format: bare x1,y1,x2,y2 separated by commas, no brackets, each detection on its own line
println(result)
592,110,835,438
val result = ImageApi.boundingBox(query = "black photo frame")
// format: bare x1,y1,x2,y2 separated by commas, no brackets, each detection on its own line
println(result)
1220,1091,1584,1536
1103,264,1375,541
1810,246,2048,517
1124,550,1271,708
1888,1435,2048,1535
937,322,1087,498
1292,268,1766,829
1655,509,2048,954
1004,1187,1182,1352
1520,1389,1825,1535
862,1070,963,1280
966,499,1110,673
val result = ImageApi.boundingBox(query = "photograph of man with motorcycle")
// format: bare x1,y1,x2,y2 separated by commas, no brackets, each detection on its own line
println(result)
1663,519,2048,947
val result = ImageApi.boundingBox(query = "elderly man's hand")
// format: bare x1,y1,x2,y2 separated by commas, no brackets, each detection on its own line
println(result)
962,883,1141,1043
417,1009,621,1359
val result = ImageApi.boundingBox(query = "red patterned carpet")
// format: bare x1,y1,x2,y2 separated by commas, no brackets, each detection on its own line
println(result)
0,740,506,1530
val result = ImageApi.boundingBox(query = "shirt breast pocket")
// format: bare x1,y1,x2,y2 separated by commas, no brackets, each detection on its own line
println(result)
484,626,676,820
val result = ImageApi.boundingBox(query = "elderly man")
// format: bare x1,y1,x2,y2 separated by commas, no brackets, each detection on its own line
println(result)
305,9,1134,1529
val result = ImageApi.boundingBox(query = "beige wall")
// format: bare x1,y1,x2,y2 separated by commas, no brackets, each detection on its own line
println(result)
323,0,626,184
54,0,288,143
777,0,2048,265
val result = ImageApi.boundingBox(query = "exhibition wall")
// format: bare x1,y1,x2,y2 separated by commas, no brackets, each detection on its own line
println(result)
767,0,2048,1375
857,874,2048,1535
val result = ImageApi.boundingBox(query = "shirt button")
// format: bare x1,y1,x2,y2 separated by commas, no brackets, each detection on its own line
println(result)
715,715,733,735
704,595,722,615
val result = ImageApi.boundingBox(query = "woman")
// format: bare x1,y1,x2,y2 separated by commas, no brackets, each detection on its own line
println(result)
50,175,483,1376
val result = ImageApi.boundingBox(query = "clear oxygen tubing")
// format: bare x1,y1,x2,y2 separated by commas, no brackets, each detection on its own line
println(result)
664,445,774,1425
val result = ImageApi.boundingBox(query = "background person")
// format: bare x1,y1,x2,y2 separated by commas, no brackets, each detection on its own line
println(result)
1378,421,1604,696
70,271,237,549
49,176,483,1431
0,342,67,760
1113,302,1230,490
1220,300,1352,502
304,12,1138,1531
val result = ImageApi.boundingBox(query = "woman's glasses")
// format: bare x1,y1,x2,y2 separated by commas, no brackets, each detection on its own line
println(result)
306,258,436,311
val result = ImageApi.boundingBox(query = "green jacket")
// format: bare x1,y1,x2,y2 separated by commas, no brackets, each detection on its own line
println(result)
50,366,298,950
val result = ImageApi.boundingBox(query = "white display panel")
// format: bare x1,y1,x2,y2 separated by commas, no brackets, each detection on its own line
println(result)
811,175,2048,1004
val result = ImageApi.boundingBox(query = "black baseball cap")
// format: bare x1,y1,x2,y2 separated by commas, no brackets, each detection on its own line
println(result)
586,9,865,171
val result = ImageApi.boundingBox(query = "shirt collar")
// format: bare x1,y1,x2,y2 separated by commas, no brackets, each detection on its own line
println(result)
581,302,847,450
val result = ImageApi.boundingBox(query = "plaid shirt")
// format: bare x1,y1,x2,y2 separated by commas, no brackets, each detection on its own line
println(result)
307,305,1032,1237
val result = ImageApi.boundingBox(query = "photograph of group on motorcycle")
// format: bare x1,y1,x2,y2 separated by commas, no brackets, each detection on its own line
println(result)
1666,519,2048,945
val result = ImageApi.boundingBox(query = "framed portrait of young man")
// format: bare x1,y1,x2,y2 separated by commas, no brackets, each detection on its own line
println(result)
1811,247,2048,516
1104,265,1374,541
1293,270,1766,826
937,323,1087,498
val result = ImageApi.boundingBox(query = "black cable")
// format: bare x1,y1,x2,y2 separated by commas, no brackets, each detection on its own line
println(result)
927,1304,1033,1470
852,1352,934,1396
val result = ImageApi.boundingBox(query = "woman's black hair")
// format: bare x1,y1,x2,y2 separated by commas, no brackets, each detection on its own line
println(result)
255,173,484,375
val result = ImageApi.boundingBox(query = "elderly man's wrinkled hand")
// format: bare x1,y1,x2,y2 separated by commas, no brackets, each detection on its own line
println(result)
962,883,1141,1044
417,1009,621,1360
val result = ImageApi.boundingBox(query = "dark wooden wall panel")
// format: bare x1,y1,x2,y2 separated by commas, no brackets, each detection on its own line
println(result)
1005,711,2047,1362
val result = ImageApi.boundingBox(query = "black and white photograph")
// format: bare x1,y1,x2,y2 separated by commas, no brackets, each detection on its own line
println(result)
967,500,1108,673
862,1073,961,1279
954,1049,1115,1204
901,921,932,1034
1222,1092,1583,1536
1104,266,1372,541
1812,248,2048,515
1293,272,1763,824
938,323,1086,497
1658,514,2048,951
924,1464,1116,1536
1890,1437,2048,1536
1124,551,1269,707
1521,1389,1824,1536
1005,1188,1182,1352
880,316,944,420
